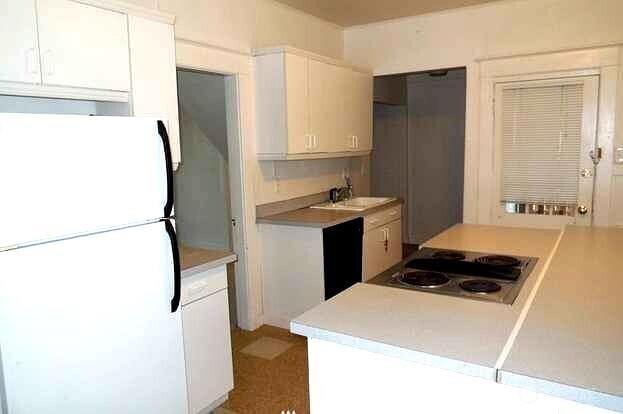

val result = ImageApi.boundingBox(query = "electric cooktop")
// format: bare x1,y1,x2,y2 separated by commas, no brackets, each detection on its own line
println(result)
368,247,538,305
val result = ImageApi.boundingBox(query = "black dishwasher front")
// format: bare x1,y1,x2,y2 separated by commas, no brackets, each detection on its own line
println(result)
322,217,363,299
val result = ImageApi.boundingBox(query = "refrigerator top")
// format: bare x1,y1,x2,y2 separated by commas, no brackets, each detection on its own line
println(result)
0,113,173,250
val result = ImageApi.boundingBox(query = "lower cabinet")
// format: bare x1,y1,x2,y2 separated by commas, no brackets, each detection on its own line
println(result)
181,266,234,414
260,218,364,329
363,208,402,281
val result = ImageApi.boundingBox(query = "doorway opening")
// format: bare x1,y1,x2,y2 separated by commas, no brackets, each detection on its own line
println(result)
174,68,243,327
372,67,466,246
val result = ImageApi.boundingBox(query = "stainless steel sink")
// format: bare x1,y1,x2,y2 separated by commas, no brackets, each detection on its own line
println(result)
310,197,396,212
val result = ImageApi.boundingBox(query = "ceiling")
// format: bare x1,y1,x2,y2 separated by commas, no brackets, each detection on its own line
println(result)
272,0,500,27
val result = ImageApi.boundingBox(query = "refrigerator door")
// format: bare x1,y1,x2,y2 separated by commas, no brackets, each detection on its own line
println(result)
0,221,187,414
0,114,173,250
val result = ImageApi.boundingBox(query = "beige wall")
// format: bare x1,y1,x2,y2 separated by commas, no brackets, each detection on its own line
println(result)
344,0,623,74
255,0,343,59
124,0,343,58
255,157,369,205
344,0,623,225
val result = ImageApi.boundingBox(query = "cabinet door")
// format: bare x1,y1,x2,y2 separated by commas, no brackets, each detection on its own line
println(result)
385,218,403,270
0,0,41,84
285,53,311,154
182,289,234,414
309,59,344,153
363,219,402,281
128,16,180,166
352,70,373,151
363,225,388,281
37,0,130,91
336,66,357,152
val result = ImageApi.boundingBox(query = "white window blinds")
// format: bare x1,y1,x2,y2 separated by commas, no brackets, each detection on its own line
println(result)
500,82,584,205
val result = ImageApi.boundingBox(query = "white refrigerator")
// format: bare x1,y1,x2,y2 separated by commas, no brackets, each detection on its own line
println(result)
0,114,188,413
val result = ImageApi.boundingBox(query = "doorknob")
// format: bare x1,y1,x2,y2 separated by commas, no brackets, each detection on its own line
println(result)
577,205,589,216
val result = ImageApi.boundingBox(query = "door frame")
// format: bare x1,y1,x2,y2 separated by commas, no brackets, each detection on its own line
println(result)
476,46,620,227
175,39,262,330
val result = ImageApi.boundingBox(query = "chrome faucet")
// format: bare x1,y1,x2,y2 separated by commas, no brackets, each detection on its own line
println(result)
329,176,353,203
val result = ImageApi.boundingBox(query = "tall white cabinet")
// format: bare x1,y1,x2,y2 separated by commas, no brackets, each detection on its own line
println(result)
254,47,373,160
128,15,181,167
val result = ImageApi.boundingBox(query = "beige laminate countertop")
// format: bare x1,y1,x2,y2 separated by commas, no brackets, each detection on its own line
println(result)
291,224,561,379
180,245,237,275
256,199,403,228
500,226,623,411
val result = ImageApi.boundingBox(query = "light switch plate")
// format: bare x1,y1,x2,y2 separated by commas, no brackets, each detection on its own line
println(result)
616,146,623,164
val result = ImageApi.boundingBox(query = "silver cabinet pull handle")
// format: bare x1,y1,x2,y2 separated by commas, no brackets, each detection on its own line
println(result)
42,49,54,76
25,47,39,75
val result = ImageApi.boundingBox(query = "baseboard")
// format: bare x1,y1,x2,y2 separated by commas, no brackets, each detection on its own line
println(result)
262,314,292,330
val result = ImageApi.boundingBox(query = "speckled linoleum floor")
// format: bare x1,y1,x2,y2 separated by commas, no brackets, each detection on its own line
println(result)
216,325,310,414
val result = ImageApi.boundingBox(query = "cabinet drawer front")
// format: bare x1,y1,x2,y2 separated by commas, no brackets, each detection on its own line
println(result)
364,205,402,232
181,266,228,306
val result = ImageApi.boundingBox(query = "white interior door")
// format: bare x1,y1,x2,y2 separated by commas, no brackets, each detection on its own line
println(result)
0,114,170,249
492,76,599,228
36,0,130,91
0,0,41,84
0,221,188,414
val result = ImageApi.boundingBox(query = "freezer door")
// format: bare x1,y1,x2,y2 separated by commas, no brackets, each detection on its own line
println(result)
0,114,173,249
0,221,188,414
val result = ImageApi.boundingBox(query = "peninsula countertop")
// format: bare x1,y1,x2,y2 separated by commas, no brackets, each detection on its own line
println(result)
256,198,403,228
500,225,623,412
180,245,237,277
291,224,561,380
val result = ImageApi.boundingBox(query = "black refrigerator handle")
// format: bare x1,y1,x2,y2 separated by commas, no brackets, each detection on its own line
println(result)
157,120,175,219
164,219,181,313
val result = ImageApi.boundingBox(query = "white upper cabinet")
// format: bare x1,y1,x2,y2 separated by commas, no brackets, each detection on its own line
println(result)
349,70,373,152
0,0,41,84
284,53,311,154
36,0,131,91
308,59,346,154
254,47,373,160
128,15,180,167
